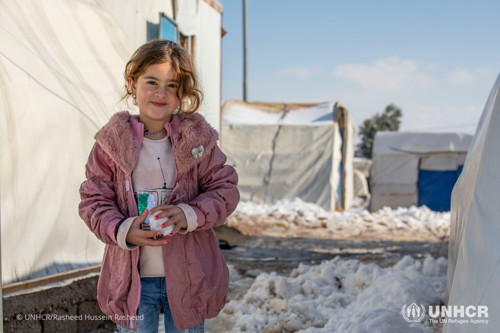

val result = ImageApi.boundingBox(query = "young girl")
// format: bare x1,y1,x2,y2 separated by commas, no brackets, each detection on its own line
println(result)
79,39,239,333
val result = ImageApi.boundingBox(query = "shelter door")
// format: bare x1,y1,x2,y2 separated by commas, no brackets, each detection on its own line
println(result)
417,154,464,212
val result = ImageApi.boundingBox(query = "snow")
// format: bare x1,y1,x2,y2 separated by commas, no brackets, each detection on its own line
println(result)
209,255,447,333
227,198,450,241
149,211,175,236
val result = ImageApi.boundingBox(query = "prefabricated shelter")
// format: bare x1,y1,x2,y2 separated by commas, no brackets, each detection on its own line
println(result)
370,131,473,212
221,101,357,211
443,72,500,333
0,0,223,284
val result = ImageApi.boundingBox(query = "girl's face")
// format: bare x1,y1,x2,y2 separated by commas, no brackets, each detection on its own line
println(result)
129,62,180,125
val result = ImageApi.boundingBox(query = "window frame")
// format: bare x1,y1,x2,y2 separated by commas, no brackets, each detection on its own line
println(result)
157,12,195,62
158,12,180,43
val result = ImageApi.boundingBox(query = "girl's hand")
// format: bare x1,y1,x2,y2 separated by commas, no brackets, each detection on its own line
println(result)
126,209,170,246
149,205,188,236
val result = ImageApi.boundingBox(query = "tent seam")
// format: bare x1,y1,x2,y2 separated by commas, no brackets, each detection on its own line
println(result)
262,104,288,203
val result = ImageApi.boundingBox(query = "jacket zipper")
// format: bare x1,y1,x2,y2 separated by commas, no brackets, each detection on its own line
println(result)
128,174,141,331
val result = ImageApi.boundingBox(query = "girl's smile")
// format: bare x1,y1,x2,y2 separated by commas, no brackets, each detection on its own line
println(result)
152,102,167,107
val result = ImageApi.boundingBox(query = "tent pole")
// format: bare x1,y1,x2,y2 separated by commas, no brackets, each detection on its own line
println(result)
242,0,248,101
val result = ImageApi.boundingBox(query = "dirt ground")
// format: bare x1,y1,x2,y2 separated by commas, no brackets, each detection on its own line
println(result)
213,225,449,278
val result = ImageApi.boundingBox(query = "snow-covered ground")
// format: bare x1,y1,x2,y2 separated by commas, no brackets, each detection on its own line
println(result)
206,255,446,333
132,255,446,333
227,198,450,242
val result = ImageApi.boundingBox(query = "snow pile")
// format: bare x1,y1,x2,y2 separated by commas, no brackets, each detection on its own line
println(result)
227,265,256,301
227,198,450,241
212,256,447,333
235,198,334,218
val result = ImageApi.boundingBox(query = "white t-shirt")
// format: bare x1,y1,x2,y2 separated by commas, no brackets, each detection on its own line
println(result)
116,134,199,277
132,136,175,277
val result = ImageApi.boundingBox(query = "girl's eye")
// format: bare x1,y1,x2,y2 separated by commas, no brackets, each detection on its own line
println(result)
168,84,178,88
147,81,157,85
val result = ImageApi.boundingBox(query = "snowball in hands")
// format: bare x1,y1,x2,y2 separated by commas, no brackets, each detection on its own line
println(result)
149,211,175,236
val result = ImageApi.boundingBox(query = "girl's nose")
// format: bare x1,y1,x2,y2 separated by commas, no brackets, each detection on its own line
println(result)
155,90,167,98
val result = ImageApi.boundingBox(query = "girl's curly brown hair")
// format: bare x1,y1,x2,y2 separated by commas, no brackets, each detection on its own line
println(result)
121,39,202,114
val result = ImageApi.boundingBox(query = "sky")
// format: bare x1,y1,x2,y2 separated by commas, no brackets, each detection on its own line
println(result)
219,0,500,136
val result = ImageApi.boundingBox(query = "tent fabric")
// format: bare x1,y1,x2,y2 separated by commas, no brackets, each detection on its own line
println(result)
370,132,473,212
330,122,344,210
337,105,357,210
97,0,174,50
222,102,286,126
418,153,466,212
222,101,337,126
371,155,420,186
444,73,500,332
0,0,222,284
221,101,356,211
353,157,372,178
0,0,133,284
353,169,369,197
419,153,467,171
372,131,473,156
370,184,417,210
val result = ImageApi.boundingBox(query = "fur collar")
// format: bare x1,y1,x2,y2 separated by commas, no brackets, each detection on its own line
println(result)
94,111,219,176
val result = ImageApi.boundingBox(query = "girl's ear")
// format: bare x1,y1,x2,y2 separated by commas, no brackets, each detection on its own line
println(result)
128,77,136,95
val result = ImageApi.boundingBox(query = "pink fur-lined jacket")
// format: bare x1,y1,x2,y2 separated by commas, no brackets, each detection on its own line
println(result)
78,111,239,331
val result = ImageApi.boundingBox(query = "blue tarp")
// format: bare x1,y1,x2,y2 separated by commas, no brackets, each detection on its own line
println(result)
418,166,463,212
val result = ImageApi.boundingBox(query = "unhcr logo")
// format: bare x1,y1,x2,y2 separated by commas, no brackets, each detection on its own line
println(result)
428,305,489,325
401,303,489,325
401,303,426,323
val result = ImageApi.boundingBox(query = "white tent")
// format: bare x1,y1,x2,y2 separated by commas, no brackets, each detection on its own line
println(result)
221,101,357,211
444,73,500,332
370,131,473,212
0,0,223,284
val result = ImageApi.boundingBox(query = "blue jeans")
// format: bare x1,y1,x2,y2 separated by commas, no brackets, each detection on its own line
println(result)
117,277,204,333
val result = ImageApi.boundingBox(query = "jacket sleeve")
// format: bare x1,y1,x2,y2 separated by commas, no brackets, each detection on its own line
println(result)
79,142,126,245
188,145,239,231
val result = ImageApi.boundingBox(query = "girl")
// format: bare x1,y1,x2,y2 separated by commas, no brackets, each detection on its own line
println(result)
79,39,239,333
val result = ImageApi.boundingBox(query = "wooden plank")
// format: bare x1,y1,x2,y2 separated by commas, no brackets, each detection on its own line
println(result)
2,264,101,295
